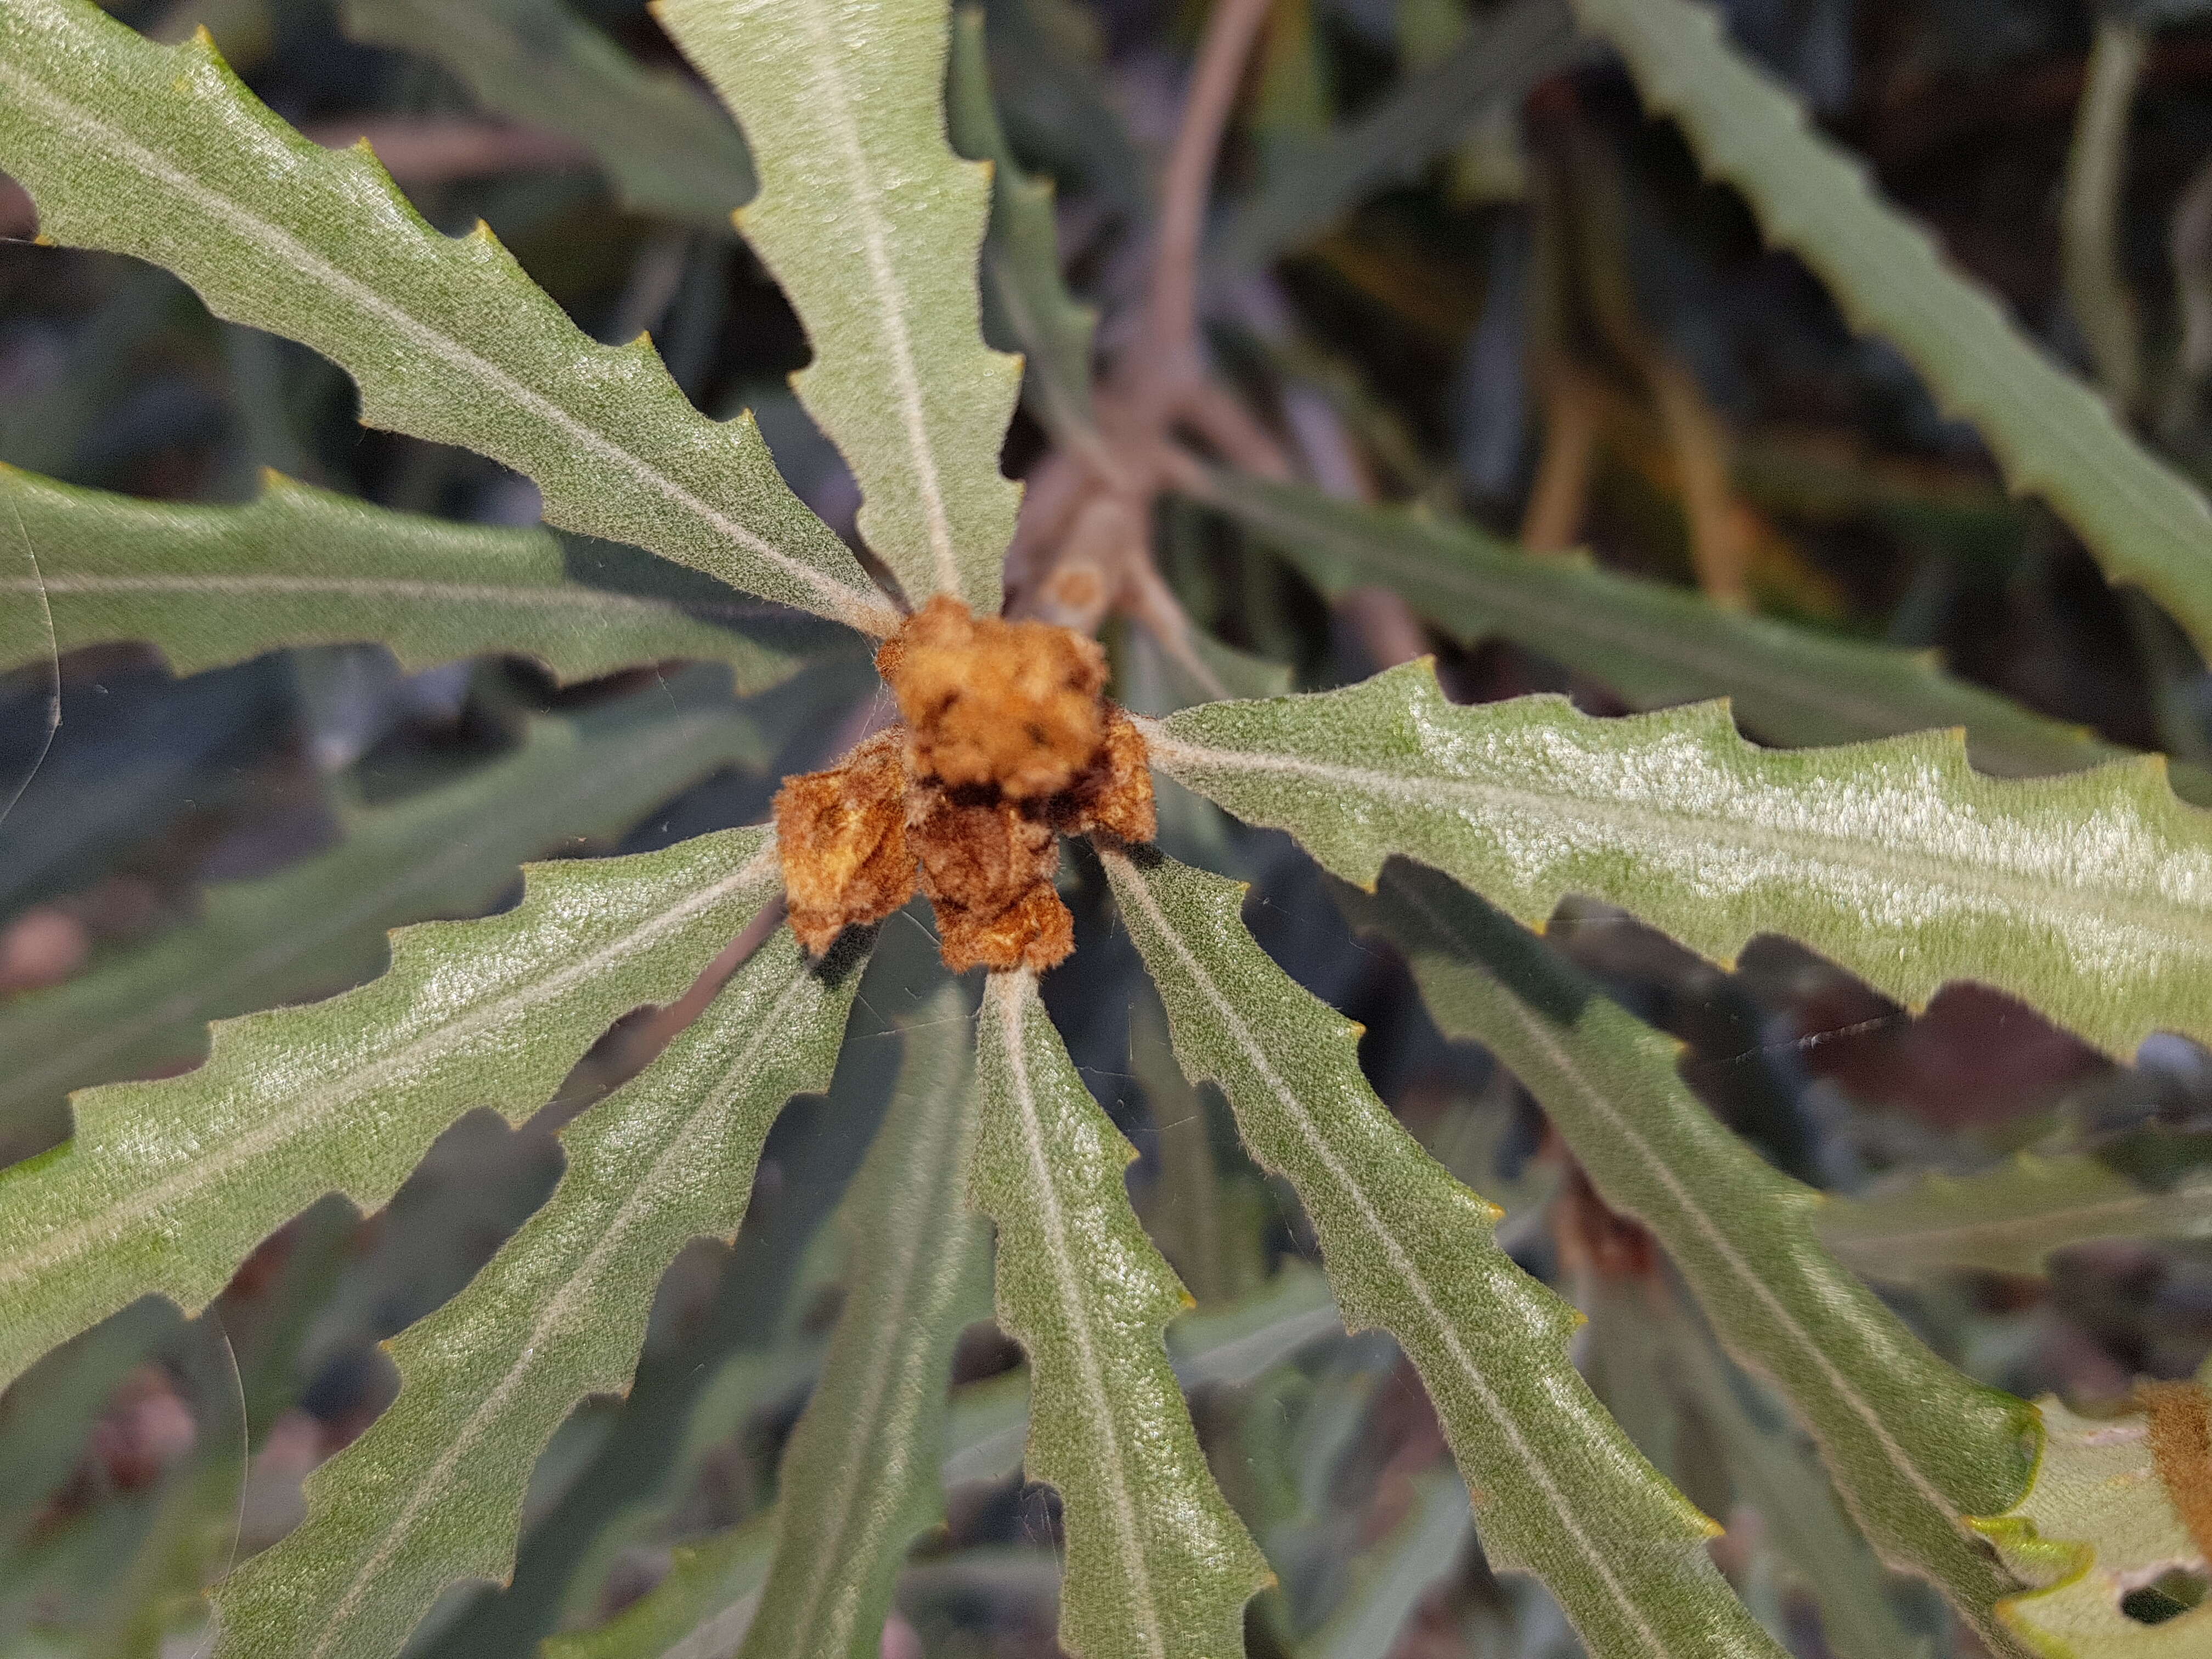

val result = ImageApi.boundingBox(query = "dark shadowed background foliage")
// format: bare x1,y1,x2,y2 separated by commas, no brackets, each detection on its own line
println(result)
2,1,2210,1654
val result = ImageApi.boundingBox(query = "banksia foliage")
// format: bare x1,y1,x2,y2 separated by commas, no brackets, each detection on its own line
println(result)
1,2,2208,1658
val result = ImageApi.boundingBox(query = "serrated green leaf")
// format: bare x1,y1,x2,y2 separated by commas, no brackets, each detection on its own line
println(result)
972,969,1271,1659
1212,0,1576,274
0,671,775,1138
1818,1156,2212,1285
0,824,781,1396
1188,468,2192,793
340,0,754,229
0,0,896,634
1979,1391,2212,1657
1141,662,2212,1060
661,0,1020,613
549,1264,1342,1659
0,465,823,685
1101,847,1786,1659
1334,860,2037,1647
208,924,864,1659
1650,1286,1933,1659
1566,0,2212,663
740,981,986,1659
945,6,1102,461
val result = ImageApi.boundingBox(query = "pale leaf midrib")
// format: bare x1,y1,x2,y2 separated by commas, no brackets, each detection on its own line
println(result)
311,951,820,1655
1103,856,1668,1658
0,573,782,623
774,0,959,598
0,843,778,1296
1140,724,2212,950
314,955,822,1654
776,1060,967,1656
1392,876,1965,1534
0,54,896,636
2,711,739,1104
988,972,1169,1659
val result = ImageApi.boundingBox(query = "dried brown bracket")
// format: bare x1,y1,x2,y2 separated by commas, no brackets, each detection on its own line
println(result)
774,596,1155,973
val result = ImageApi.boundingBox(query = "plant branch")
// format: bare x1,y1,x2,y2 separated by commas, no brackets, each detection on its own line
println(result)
1135,0,1279,424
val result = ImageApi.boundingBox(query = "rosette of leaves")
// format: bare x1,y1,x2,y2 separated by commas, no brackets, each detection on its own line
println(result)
0,3,2207,1658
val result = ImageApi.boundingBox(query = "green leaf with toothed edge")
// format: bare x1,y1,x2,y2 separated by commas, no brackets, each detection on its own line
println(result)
547,1268,1342,1659
1817,1155,2212,1286
0,667,793,1136
1188,467,2212,800
972,969,1272,1659
0,465,831,684
945,5,1103,461
659,0,1022,614
0,0,895,635
208,929,862,1659
1643,1281,1931,1659
0,825,781,1399
1335,861,2035,1654
340,0,754,230
1101,846,1787,1659
209,924,868,1659
737,979,987,1659
1141,662,2212,1061
1566,0,2212,665
1979,1389,2212,1657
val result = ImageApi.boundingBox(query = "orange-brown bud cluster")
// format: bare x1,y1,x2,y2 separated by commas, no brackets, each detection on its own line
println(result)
774,596,1155,973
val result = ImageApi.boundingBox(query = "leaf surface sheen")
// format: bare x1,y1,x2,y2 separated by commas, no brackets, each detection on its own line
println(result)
210,923,866,1659
1101,847,1786,1659
0,678,771,1130
0,827,781,1396
1568,0,2212,662
1194,469,2194,794
661,0,1021,614
341,0,755,228
0,466,823,684
972,969,1270,1659
1340,862,2035,1650
1143,662,2212,1060
739,981,988,1659
0,0,895,634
